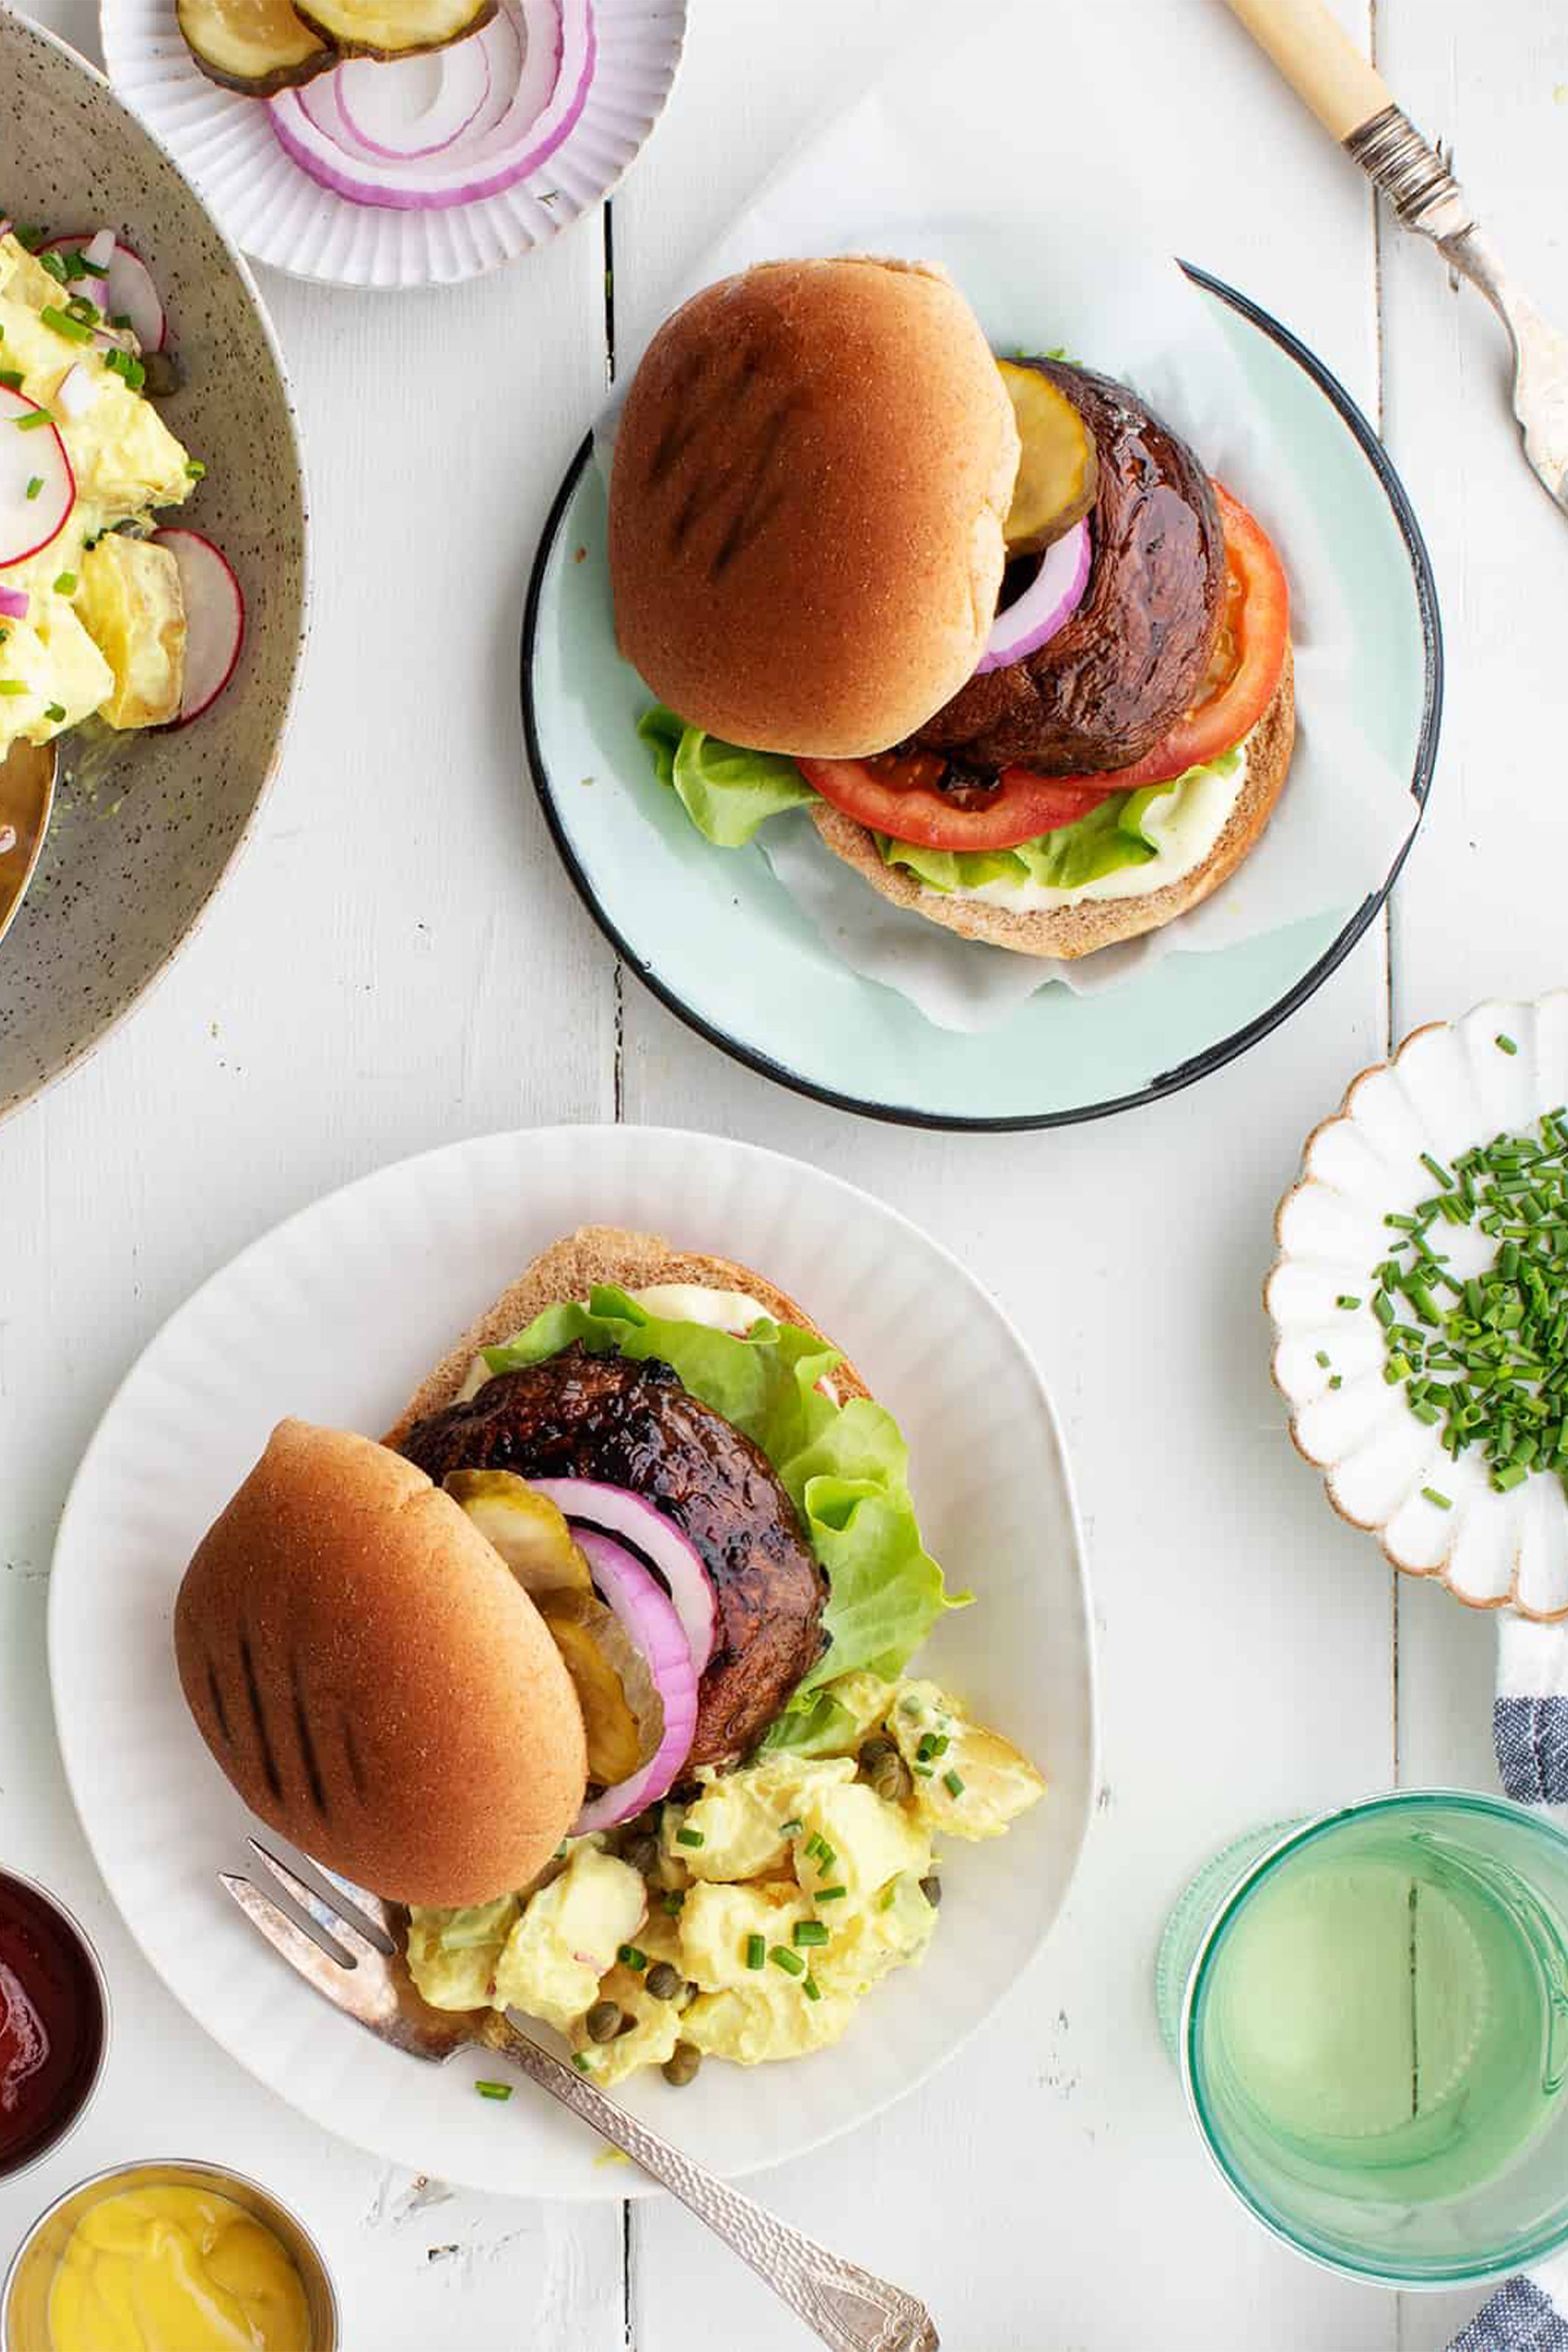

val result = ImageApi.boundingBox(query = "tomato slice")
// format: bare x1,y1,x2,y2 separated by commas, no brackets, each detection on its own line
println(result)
798,481,1289,850
797,754,1114,852
1045,482,1289,797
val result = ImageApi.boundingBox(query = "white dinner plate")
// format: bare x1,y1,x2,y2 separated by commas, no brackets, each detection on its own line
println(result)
48,1126,1097,2198
100,0,685,290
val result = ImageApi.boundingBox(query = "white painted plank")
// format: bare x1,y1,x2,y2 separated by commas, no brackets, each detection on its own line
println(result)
1375,1,1568,2343
0,0,624,2331
611,5,1399,2338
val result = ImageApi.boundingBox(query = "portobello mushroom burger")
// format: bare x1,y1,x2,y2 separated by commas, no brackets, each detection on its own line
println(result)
173,1229,1045,2085
612,257,1293,958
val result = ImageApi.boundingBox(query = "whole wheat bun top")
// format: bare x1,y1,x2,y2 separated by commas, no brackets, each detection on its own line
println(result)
609,257,1020,758
174,1420,588,1907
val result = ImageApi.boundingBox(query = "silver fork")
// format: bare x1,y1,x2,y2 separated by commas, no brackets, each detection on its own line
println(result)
221,1842,939,2352
1225,0,1568,516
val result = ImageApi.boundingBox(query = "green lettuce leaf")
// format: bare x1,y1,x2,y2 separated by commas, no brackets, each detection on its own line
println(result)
636,706,814,848
483,1286,967,1741
877,748,1241,897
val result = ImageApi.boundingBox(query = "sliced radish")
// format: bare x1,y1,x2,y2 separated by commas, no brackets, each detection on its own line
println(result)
151,529,244,725
527,1477,717,1676
334,42,492,162
572,1530,698,1833
0,388,75,572
42,235,166,353
267,0,594,212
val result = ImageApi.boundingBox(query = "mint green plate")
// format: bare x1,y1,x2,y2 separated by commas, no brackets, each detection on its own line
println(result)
521,270,1440,1130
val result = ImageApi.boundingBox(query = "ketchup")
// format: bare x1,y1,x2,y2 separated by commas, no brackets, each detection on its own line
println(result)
0,1871,105,2175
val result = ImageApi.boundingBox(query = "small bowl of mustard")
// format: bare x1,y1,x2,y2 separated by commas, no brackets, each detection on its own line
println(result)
1,2159,339,2352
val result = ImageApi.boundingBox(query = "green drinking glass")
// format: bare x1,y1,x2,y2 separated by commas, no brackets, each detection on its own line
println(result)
1156,1789,1568,2287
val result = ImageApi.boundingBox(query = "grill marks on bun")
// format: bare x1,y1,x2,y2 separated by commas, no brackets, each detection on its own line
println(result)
174,1420,588,1907
610,257,1022,760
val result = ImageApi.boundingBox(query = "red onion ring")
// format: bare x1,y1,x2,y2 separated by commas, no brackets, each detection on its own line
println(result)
0,586,29,621
268,0,593,213
976,519,1092,674
333,42,492,161
572,1529,699,1833
525,1478,717,1675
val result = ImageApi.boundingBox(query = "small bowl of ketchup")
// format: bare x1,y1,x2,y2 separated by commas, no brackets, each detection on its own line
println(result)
0,1871,108,2182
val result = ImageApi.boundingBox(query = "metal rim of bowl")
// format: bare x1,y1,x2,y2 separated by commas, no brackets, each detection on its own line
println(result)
1,2156,341,2350
519,262,1443,1133
0,1866,112,2188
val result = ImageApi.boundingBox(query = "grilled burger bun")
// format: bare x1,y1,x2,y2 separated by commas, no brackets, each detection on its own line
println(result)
174,1420,588,1907
609,258,1020,760
813,646,1294,960
388,1228,865,1766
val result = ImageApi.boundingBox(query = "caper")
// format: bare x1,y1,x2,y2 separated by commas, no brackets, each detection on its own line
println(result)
620,1831,659,1877
919,1873,943,1908
662,2040,702,2087
585,1999,623,2044
675,1979,698,2012
616,2013,638,2037
869,1752,912,1804
670,1779,702,1806
139,349,184,399
645,1961,683,2001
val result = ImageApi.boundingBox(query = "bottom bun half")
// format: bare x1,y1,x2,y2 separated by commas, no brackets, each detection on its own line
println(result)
811,645,1295,960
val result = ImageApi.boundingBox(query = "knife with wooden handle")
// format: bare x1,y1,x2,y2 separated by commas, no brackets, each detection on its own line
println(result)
1223,0,1568,519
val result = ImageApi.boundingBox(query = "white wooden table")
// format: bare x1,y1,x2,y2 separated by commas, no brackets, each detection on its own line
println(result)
4,0,1564,2343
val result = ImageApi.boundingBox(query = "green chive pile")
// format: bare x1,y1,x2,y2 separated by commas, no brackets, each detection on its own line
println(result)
1355,1103,1568,1496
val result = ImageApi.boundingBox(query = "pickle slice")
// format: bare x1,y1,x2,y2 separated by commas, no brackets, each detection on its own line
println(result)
445,1468,594,1608
997,360,1099,554
292,0,493,60
544,1601,665,1787
176,0,333,95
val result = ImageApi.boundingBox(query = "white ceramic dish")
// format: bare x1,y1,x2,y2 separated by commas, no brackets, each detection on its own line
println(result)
99,0,685,290
1268,993,1568,1620
48,1125,1097,2198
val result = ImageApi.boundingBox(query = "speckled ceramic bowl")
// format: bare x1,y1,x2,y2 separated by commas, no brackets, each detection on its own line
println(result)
1268,994,1568,1620
0,13,308,1123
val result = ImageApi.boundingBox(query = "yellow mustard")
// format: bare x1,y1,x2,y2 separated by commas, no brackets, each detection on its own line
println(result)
48,2185,310,2352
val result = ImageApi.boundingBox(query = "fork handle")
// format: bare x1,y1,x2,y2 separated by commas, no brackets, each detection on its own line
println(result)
1222,0,1393,141
489,2017,939,2350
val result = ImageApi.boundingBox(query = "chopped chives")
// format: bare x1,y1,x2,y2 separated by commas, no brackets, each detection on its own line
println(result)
0,370,24,390
13,407,54,429
792,1920,829,1948
53,572,76,595
802,1974,823,2002
943,1770,966,1799
24,475,41,499
0,681,27,696
475,2080,513,2101
661,1890,684,1915
43,702,65,722
675,1827,704,1848
617,1944,647,1972
1329,1374,1343,1390
185,459,207,478
814,1885,848,1902
1422,1487,1454,1510
1315,1350,1331,1368
769,1944,805,1977
745,1933,766,1970
571,2053,594,2073
1336,1294,1362,1310
1497,1034,1519,1056
40,304,92,343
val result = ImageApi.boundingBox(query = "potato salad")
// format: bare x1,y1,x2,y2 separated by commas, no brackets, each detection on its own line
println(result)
0,225,198,754
408,1669,1045,2087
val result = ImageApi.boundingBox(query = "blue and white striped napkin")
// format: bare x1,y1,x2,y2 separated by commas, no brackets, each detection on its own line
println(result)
1440,1618,1568,2348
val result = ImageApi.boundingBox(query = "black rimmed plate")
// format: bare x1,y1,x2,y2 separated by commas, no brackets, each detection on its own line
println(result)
520,267,1440,1131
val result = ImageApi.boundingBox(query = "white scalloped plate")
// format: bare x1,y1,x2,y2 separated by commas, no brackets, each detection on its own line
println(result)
1267,994,1568,1620
47,1126,1096,2198
99,0,684,290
